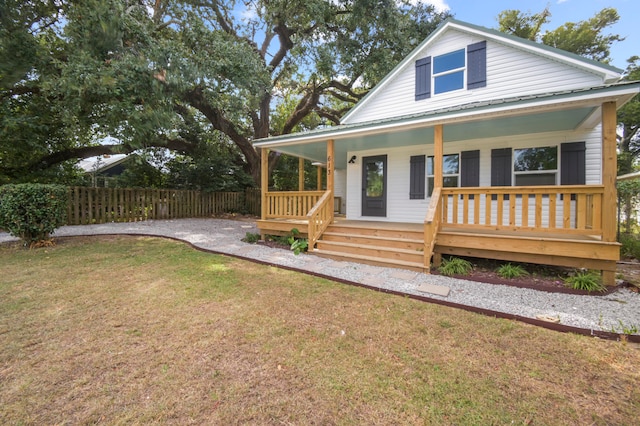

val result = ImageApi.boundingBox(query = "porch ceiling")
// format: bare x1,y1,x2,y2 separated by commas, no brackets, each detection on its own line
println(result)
272,106,596,168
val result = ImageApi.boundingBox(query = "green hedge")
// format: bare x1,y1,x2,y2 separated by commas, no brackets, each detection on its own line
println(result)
0,184,68,246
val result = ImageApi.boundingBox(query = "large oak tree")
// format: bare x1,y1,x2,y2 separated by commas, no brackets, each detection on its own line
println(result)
1,0,450,185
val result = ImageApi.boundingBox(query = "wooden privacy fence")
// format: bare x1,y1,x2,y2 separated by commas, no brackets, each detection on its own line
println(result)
67,187,261,225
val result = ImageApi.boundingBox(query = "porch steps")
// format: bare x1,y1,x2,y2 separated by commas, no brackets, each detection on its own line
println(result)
312,223,428,272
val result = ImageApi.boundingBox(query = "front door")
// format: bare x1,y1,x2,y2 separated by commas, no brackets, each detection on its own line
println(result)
361,155,387,217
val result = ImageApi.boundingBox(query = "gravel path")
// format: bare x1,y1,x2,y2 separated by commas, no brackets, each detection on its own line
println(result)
2,218,638,336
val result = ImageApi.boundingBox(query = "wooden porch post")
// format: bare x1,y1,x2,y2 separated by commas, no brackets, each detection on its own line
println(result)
327,140,335,196
601,101,618,285
433,124,443,189
261,148,268,222
298,157,305,191
432,124,444,268
327,139,335,222
316,165,323,190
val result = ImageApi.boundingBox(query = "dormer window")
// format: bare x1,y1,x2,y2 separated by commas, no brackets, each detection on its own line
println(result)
415,41,486,101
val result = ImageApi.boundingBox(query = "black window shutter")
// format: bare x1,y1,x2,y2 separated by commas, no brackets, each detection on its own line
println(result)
409,155,426,199
491,148,511,200
467,41,487,89
415,57,431,101
560,142,586,185
491,148,512,187
461,150,480,187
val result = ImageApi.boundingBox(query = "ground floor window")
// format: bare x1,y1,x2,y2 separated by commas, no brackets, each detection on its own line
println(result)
427,154,459,195
513,146,558,186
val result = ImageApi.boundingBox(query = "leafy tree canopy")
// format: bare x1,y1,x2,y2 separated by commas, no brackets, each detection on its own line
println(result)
1,0,450,186
498,7,622,62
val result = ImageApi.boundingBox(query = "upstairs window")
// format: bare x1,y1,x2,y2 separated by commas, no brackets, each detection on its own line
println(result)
415,41,486,101
513,146,558,186
433,49,465,94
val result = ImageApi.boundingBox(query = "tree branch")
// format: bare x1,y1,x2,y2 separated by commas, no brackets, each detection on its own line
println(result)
281,88,321,135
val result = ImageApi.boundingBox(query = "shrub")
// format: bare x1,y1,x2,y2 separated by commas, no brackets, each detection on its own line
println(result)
438,257,472,276
0,184,68,247
289,238,308,255
619,233,640,261
242,232,261,244
496,263,529,279
564,270,606,293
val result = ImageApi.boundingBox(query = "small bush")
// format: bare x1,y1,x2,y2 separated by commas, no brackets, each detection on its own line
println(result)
0,184,68,247
564,270,606,293
619,233,640,260
496,263,529,279
242,232,261,243
438,257,472,276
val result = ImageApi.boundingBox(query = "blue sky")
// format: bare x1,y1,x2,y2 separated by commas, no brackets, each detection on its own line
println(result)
428,0,638,70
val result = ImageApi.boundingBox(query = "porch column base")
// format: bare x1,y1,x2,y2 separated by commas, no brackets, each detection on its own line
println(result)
602,270,615,287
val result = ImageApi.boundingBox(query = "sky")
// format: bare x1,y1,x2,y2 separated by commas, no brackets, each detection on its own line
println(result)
425,0,639,70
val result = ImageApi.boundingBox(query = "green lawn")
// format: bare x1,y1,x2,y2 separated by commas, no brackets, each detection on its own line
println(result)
1,236,639,425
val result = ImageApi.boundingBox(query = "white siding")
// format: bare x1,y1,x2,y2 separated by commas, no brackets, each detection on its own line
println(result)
344,29,605,125
334,169,347,214
345,126,602,223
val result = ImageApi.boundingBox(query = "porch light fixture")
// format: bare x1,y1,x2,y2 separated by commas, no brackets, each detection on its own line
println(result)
348,155,357,164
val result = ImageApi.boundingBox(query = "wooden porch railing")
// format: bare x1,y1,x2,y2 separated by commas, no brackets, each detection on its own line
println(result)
264,191,325,219
306,190,334,247
423,187,442,272
439,185,604,236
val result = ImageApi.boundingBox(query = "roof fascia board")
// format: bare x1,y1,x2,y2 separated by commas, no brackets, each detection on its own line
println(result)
255,84,640,148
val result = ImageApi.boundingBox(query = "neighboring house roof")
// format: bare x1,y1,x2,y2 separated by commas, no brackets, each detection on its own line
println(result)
78,154,129,174
341,18,622,124
618,171,640,181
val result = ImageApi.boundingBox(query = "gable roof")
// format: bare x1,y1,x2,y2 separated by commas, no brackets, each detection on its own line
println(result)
341,18,623,124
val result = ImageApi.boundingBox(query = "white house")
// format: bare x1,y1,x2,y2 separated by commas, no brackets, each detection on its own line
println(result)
253,19,640,285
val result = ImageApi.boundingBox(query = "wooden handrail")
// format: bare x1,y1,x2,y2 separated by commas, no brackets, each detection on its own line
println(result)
423,187,442,272
307,190,334,248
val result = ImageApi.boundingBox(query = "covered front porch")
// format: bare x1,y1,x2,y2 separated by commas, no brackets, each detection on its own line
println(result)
257,184,619,280
255,95,627,285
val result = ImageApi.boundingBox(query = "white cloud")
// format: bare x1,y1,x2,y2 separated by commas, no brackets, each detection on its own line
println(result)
401,0,450,13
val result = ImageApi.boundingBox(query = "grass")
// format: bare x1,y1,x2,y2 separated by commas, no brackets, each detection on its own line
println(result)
1,236,640,424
